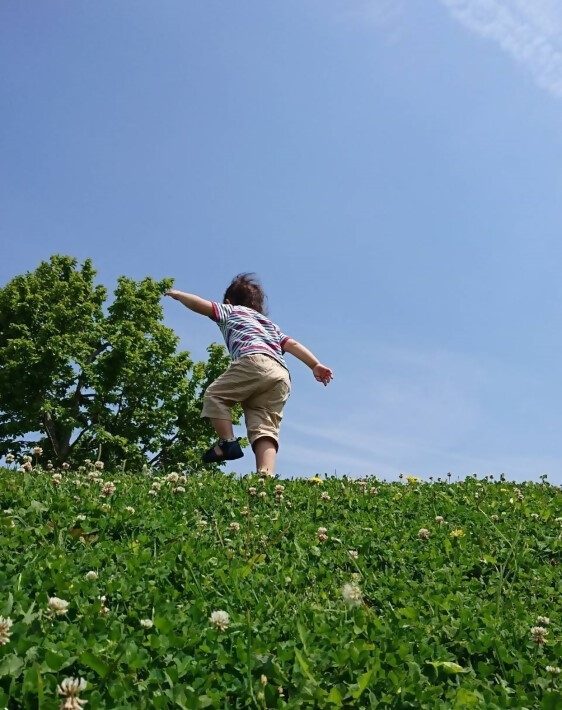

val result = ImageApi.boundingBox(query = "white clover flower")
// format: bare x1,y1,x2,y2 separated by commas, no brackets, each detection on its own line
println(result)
173,486,185,494
197,518,208,527
140,618,153,628
22,455,32,463
22,461,33,472
0,616,13,645
124,506,135,514
229,522,241,532
530,513,539,519
321,491,331,501
435,516,445,524
100,503,111,512
418,528,431,540
342,583,362,607
209,610,230,631
5,454,14,464
48,597,70,616
148,489,158,497
166,472,179,484
348,550,359,559
151,482,161,491
52,473,63,483
260,674,267,686
178,475,187,484
248,487,257,496
284,576,291,584
101,482,116,497
555,517,562,523
57,677,87,709
370,487,378,495
85,571,98,581
275,485,285,495
33,446,43,456
62,462,70,471
258,491,267,499
531,626,549,644
94,461,104,470
490,514,499,522
317,527,328,542
240,506,250,516
546,666,561,675
536,616,550,625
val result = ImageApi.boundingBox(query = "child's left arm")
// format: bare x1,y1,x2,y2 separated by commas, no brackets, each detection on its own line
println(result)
165,289,214,317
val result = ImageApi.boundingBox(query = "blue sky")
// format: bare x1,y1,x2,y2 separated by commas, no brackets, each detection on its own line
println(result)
2,1,562,482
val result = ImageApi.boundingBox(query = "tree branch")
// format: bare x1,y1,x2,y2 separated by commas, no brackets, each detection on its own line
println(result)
149,432,180,465
42,411,59,458
72,342,110,406
69,424,95,453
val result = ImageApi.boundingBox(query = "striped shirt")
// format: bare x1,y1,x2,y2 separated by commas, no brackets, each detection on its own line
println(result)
211,302,290,369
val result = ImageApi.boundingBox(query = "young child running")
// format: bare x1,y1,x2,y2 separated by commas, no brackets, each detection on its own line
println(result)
165,273,333,475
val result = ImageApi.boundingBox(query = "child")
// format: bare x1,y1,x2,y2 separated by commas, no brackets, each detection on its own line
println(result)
165,273,333,475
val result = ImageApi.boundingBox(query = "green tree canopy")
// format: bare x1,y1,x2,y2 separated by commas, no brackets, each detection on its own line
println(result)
0,255,237,469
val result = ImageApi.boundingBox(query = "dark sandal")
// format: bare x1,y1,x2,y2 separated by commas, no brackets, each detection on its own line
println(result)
202,438,244,463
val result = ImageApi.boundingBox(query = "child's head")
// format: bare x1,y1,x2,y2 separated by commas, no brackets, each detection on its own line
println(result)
223,273,267,314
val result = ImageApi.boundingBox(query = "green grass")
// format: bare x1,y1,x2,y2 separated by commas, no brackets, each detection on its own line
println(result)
0,465,561,708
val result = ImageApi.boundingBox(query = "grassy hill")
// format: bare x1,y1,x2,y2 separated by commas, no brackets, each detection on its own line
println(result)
0,465,561,708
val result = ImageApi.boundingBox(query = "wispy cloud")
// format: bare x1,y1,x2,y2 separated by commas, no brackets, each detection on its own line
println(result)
281,344,562,484
438,0,562,97
336,0,406,43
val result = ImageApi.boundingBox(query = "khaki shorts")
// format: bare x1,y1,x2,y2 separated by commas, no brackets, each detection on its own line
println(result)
201,354,291,451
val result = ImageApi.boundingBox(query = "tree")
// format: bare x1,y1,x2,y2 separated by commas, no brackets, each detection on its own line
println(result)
0,255,239,469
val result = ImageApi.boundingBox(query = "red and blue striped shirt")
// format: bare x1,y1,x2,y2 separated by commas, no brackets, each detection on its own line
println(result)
211,302,290,369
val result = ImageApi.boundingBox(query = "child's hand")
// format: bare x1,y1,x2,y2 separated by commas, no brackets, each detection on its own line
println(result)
165,289,180,300
313,363,333,386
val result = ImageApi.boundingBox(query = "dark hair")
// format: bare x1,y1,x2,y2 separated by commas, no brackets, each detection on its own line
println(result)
223,273,267,315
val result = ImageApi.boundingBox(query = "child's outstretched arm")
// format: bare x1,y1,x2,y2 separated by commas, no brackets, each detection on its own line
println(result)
283,338,333,386
165,289,214,317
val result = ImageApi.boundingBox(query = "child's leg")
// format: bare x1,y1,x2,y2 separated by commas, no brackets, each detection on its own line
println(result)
210,418,235,441
253,436,278,475
208,419,236,457
201,364,247,461
242,361,291,475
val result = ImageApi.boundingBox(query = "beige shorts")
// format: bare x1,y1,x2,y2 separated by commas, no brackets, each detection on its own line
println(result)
201,354,291,450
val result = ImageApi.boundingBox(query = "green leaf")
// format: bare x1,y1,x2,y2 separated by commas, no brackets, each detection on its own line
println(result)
80,651,110,678
22,601,37,624
297,621,309,654
294,648,317,685
454,688,482,707
154,616,174,633
2,593,13,616
29,500,48,512
351,668,374,699
428,661,468,674
0,654,24,678
542,692,562,710
327,686,344,705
